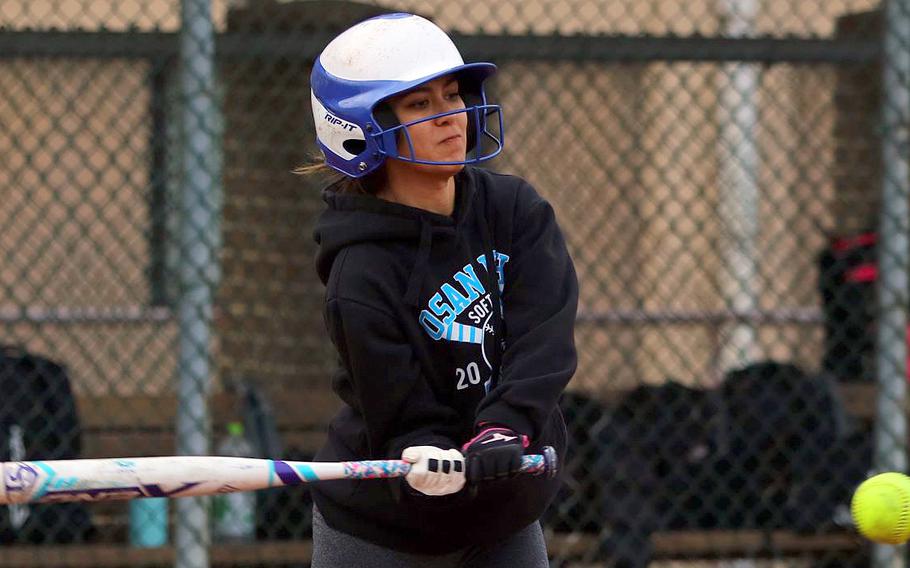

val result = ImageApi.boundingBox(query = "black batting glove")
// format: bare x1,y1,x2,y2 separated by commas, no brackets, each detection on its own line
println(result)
461,426,529,482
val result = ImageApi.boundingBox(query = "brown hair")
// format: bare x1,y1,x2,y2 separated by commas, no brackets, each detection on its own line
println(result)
293,155,386,195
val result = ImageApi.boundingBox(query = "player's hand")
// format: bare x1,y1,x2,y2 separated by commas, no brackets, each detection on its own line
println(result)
461,426,529,482
401,446,466,496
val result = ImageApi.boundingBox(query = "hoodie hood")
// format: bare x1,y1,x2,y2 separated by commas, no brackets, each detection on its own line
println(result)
313,171,479,304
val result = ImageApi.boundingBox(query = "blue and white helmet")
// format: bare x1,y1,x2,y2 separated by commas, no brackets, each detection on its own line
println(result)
310,13,504,178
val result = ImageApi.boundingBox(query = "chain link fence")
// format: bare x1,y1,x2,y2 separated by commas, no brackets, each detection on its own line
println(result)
1,0,908,566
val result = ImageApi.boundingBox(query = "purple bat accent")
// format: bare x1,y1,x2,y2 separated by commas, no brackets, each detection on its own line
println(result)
36,482,204,503
142,482,203,497
273,461,301,485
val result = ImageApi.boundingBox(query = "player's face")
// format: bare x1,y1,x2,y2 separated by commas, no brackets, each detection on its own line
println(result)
387,75,468,173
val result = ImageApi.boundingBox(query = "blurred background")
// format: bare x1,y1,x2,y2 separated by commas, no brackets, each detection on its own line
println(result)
1,0,908,566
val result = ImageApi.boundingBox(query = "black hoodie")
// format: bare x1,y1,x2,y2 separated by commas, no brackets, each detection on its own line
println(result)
309,166,578,554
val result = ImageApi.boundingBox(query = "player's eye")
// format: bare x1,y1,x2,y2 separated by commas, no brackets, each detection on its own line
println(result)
408,99,429,109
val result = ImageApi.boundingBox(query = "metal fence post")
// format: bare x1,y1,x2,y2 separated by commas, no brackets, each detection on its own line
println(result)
175,0,221,567
873,0,910,566
718,0,761,377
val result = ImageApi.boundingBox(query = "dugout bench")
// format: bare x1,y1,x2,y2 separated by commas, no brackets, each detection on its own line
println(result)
0,384,876,567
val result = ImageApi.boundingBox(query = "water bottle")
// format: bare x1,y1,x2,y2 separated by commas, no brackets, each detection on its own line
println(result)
130,498,169,548
212,421,257,542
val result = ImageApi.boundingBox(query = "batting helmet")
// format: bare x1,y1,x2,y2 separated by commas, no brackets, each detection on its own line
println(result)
310,13,504,178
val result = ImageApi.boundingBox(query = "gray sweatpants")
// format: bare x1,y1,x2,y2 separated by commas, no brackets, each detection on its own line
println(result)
311,507,549,568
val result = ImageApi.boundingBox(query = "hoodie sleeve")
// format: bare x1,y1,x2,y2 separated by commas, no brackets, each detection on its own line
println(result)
326,296,461,459
474,184,579,440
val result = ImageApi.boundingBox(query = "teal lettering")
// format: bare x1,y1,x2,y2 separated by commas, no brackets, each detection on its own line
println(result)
441,283,471,315
453,264,485,301
494,252,510,291
428,292,456,327
419,311,445,340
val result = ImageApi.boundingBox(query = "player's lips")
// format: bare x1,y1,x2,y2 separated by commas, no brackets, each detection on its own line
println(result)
439,133,462,145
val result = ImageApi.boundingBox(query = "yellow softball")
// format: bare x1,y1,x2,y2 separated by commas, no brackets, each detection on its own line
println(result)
852,472,910,545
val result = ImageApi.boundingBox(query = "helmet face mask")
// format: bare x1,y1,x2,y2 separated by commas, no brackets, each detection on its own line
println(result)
310,13,504,178
377,104,504,166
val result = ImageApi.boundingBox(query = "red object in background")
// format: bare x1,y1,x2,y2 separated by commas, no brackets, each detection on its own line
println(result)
831,232,877,252
844,263,878,283
821,231,910,382
820,232,877,382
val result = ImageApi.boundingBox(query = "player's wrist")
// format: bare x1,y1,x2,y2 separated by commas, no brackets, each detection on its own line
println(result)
463,426,529,453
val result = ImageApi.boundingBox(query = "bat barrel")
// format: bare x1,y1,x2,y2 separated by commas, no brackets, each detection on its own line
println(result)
0,457,277,505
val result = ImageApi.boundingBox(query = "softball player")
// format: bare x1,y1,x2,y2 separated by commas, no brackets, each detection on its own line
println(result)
304,13,578,567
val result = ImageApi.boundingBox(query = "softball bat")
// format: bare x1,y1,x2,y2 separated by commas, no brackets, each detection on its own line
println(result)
1,446,557,504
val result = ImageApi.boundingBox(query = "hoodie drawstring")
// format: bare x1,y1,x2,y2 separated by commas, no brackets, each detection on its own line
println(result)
477,206,504,390
404,218,434,306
